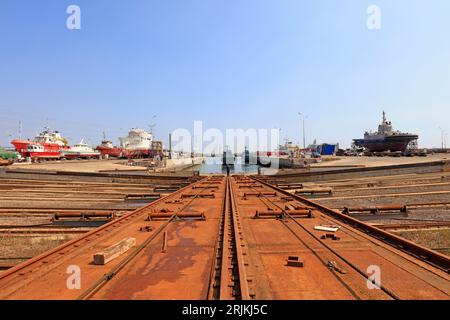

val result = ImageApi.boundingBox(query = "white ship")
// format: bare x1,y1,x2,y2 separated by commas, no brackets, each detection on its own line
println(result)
62,139,101,159
119,128,153,151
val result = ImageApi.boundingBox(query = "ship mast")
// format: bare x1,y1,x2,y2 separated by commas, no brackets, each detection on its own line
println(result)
149,115,157,136
382,111,386,124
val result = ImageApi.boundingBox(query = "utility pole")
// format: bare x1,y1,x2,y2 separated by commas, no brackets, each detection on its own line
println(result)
168,133,172,159
439,127,445,150
298,112,307,151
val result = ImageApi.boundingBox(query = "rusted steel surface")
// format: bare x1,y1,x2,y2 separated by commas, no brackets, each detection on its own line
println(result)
253,176,450,273
0,176,225,299
0,175,449,300
236,176,449,299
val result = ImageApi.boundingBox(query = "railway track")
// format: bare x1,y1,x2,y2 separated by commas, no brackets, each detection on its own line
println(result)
0,175,448,300
207,178,253,300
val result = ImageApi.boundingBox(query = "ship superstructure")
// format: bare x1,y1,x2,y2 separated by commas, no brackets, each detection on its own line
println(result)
119,128,153,151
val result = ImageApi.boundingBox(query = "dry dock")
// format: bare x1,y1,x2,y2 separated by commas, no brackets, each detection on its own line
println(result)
0,158,449,299
0,168,199,270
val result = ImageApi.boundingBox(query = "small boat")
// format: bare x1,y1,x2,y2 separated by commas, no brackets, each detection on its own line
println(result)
62,139,101,159
96,140,123,158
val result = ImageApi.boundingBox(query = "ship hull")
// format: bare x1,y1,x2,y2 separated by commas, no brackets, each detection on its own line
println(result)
25,151,61,159
122,149,152,159
11,140,68,156
96,146,123,158
353,135,418,152
11,140,32,154
63,152,101,159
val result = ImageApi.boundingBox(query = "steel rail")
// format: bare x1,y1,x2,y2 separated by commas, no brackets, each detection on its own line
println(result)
228,177,251,300
208,177,251,300
206,177,228,299
219,177,234,299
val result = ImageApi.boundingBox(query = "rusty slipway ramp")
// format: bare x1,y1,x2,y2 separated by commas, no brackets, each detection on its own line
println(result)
0,176,448,300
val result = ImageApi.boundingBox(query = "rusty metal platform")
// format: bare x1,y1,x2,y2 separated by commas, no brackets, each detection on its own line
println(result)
0,175,448,300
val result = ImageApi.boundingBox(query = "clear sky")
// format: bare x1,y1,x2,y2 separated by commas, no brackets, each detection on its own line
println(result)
0,0,449,149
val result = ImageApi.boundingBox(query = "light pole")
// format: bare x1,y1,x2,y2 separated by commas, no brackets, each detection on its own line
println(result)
298,112,307,152
439,127,445,150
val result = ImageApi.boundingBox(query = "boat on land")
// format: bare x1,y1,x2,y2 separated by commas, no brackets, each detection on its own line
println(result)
62,139,101,159
119,128,153,158
97,128,162,159
11,127,69,156
353,111,419,152
96,140,123,158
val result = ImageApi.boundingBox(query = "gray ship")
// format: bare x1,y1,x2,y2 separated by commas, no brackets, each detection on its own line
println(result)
353,111,418,152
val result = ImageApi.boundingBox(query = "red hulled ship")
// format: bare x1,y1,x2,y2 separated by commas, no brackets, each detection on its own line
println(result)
11,127,69,159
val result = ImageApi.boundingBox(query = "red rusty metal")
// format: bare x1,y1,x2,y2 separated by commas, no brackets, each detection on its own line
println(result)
0,174,448,300
252,176,450,274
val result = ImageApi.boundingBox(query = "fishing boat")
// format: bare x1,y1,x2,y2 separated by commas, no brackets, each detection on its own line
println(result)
96,140,123,158
11,127,69,156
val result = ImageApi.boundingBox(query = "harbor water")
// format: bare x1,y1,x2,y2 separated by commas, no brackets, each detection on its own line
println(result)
192,157,276,175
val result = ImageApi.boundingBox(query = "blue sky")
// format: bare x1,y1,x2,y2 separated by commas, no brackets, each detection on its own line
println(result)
0,0,449,149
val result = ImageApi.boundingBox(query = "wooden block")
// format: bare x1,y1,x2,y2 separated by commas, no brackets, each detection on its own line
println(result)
93,237,136,265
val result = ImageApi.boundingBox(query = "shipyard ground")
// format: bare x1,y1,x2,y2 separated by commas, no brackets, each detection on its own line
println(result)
0,156,448,300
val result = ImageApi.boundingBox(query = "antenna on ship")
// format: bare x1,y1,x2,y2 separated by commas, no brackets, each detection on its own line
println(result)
43,118,51,132
18,121,22,140
382,110,386,124
149,115,157,136
102,131,107,141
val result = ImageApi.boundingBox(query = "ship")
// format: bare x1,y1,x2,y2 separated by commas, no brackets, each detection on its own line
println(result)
62,139,101,159
96,129,163,159
11,127,69,158
119,128,153,158
96,140,123,158
353,111,419,152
